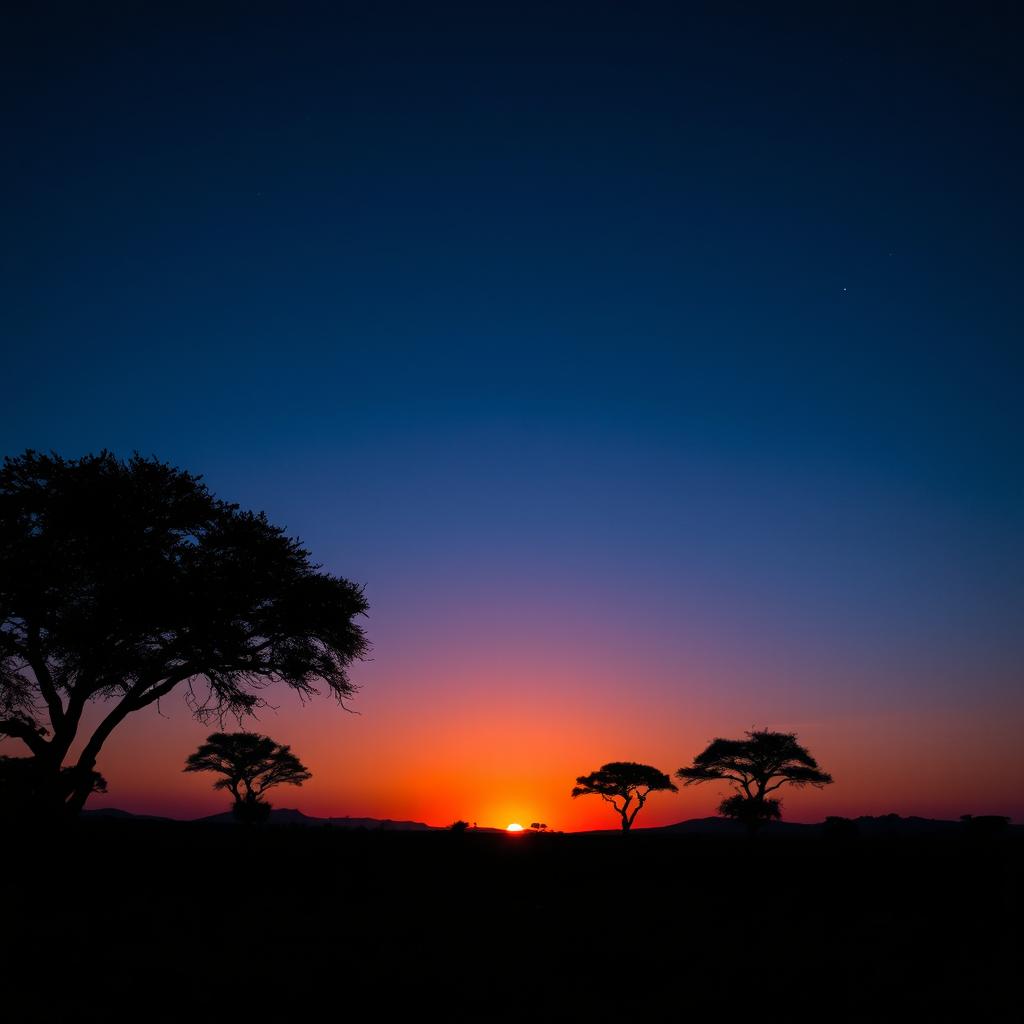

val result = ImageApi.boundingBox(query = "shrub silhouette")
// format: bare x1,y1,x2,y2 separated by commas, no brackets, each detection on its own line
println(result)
960,814,1011,838
0,755,106,819
718,792,781,830
823,815,860,840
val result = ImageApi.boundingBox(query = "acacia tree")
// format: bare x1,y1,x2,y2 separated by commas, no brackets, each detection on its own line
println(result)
0,450,369,819
571,761,678,832
184,732,311,823
676,729,833,834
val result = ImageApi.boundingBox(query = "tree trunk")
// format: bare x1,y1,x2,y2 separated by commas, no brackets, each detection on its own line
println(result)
63,695,139,815
65,770,98,817
234,794,271,824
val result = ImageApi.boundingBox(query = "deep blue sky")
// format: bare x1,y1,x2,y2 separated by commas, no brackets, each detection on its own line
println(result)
2,3,1022,820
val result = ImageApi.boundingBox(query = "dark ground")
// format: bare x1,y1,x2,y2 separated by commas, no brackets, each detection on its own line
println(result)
6,822,1020,1021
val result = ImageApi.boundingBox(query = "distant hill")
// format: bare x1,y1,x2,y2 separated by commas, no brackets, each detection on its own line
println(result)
843,814,1018,836
849,814,961,836
646,814,1019,837
651,816,814,836
81,807,175,822
194,807,434,830
82,806,433,829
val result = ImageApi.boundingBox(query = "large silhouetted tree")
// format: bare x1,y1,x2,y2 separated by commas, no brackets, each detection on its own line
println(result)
571,761,678,831
676,729,833,834
184,732,311,822
0,450,369,819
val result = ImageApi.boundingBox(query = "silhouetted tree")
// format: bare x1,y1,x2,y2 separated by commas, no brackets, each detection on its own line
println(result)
571,762,678,831
449,819,470,832
0,450,369,819
184,732,311,822
677,729,833,834
530,822,549,832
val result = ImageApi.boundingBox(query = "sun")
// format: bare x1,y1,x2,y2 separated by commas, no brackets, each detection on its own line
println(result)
506,823,524,832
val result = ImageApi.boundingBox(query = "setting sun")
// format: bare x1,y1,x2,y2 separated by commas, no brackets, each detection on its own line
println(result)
506,823,524,833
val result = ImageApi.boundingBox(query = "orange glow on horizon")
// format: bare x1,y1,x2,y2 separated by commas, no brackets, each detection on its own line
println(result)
70,643,1024,828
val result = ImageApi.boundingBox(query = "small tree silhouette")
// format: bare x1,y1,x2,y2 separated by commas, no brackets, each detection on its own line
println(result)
571,762,678,831
449,819,470,832
184,732,311,823
677,729,833,834
960,814,1011,839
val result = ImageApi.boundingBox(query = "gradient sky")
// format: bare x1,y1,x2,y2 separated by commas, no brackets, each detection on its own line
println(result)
3,3,1022,827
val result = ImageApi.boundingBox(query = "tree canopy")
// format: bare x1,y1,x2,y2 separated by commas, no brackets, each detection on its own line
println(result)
184,731,311,822
571,761,678,831
0,450,369,818
676,729,833,832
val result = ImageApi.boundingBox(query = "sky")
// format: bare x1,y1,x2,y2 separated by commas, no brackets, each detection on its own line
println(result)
3,2,1022,827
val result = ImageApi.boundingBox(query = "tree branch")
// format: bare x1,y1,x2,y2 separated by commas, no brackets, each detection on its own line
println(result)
627,790,647,828
132,670,198,711
72,669,193,779
0,714,50,756
26,624,65,731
